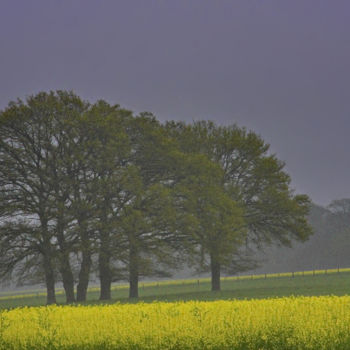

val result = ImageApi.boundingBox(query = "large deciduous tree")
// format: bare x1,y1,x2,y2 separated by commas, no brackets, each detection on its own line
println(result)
105,114,184,299
0,91,90,303
0,91,119,303
166,120,312,290
81,101,133,301
172,152,246,291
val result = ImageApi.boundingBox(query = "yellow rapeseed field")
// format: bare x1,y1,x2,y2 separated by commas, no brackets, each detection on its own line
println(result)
1,296,350,349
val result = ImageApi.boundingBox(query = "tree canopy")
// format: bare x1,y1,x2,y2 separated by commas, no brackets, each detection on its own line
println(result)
0,91,312,301
165,120,312,290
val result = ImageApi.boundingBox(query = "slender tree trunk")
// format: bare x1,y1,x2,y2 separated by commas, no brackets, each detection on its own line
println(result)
76,250,92,302
99,251,112,300
98,212,112,300
210,254,221,291
60,257,76,303
41,218,56,304
76,218,92,302
57,230,75,302
56,214,76,303
43,255,56,305
99,232,112,300
129,243,139,298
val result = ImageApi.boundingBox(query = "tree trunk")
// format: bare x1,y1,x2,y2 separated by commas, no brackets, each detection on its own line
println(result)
43,255,56,305
129,243,139,298
41,219,56,304
99,249,112,300
76,217,92,302
210,255,221,291
98,210,113,300
57,242,76,303
76,250,92,302
60,258,76,303
56,215,76,303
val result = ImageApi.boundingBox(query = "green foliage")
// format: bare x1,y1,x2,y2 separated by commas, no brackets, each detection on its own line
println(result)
0,90,312,301
165,120,312,278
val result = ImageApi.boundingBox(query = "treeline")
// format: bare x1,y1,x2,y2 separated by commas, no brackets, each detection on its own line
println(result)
253,200,350,273
0,91,312,304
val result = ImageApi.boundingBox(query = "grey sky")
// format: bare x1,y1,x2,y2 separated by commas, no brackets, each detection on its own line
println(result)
1,0,349,206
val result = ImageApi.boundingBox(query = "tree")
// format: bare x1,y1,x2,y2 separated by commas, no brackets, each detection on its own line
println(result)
174,155,246,291
118,183,178,298
0,91,94,303
0,92,184,301
57,100,126,302
107,114,184,298
76,101,136,301
0,91,82,303
328,199,350,229
327,199,350,263
166,120,312,290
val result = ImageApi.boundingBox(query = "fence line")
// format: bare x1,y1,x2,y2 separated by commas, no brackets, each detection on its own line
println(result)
134,267,350,291
135,267,350,291
222,267,350,283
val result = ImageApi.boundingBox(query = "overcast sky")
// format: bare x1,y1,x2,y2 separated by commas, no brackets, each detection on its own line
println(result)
1,0,349,206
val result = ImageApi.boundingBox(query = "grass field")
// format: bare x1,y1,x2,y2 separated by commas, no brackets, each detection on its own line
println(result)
1,268,350,309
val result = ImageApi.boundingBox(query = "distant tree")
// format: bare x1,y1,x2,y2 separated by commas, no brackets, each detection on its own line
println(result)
328,199,350,229
327,199,350,260
166,120,312,290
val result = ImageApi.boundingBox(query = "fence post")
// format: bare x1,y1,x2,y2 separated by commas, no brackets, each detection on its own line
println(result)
292,272,294,278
